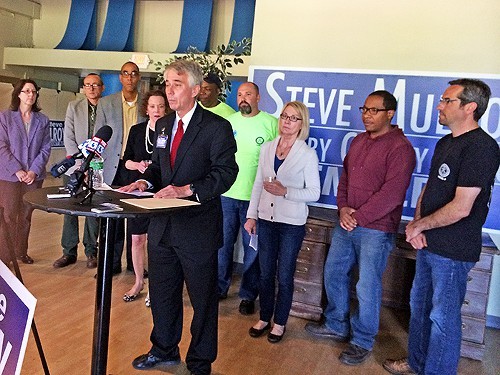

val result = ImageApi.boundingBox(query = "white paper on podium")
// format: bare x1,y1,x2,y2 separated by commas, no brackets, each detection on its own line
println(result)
111,186,154,197
120,198,200,209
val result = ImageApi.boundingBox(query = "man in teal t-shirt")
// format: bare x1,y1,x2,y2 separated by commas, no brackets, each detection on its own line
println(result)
198,73,236,119
218,82,278,315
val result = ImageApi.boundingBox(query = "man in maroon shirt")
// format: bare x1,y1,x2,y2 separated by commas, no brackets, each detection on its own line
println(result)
306,90,416,366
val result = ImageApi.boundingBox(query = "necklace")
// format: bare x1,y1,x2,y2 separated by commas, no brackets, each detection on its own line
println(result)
277,140,294,158
145,121,154,154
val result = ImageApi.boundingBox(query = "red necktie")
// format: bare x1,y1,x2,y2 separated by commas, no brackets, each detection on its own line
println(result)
170,119,184,168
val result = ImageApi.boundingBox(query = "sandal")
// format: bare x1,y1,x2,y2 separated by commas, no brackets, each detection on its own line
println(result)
123,292,141,302
123,285,144,302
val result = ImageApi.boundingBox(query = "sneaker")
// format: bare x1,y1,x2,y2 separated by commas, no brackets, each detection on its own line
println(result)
304,322,348,342
238,300,255,315
383,358,416,374
339,343,371,365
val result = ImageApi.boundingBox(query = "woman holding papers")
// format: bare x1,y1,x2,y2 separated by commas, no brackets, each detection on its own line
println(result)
244,101,320,343
0,79,51,265
122,90,171,302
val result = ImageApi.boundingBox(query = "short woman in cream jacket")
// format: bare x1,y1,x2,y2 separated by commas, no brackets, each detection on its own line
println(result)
244,101,320,343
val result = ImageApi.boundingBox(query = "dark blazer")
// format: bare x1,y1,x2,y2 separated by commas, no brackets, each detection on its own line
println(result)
145,105,238,250
122,121,154,183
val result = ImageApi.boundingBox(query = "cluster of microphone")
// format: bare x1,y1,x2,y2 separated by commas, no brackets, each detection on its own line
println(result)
50,125,113,195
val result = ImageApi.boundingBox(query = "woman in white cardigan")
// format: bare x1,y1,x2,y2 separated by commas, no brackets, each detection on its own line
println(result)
244,101,320,343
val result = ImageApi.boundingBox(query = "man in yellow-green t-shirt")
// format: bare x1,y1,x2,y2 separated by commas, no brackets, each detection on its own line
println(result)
218,82,278,315
198,73,236,119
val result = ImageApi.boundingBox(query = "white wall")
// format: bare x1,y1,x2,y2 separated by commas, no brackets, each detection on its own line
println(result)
251,0,500,74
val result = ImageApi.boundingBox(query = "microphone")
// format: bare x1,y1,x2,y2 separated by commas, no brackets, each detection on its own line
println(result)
50,124,112,178
50,151,84,177
66,125,113,195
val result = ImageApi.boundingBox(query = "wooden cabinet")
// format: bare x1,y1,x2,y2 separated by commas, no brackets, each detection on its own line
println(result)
289,218,333,321
460,248,496,360
380,234,416,309
291,207,497,361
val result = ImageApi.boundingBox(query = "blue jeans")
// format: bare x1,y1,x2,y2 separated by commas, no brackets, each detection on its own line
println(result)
217,196,259,300
258,219,305,325
323,226,394,350
408,250,474,375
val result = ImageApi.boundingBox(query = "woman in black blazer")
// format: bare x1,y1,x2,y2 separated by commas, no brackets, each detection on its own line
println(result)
122,90,171,302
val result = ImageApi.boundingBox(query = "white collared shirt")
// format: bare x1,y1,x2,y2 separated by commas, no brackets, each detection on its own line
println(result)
170,102,197,148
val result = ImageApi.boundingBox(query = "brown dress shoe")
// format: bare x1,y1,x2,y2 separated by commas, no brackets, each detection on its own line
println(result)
86,255,97,269
53,255,77,268
383,358,416,374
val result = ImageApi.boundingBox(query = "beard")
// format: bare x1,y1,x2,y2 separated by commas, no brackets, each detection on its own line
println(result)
239,101,252,115
438,113,449,126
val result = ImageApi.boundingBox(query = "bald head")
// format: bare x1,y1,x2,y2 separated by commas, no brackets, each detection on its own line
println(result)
236,82,260,117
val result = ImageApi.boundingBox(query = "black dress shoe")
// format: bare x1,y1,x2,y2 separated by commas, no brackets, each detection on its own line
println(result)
339,343,371,365
249,322,271,338
132,352,180,370
86,255,97,269
304,322,348,342
267,326,286,343
239,299,255,315
18,255,34,264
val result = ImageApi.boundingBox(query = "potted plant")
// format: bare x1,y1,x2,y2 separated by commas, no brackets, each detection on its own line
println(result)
154,38,252,101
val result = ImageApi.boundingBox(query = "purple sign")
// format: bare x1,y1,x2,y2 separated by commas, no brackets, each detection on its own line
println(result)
0,261,37,375
250,67,500,232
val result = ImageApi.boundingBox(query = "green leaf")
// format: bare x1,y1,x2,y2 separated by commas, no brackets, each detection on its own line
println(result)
150,38,251,99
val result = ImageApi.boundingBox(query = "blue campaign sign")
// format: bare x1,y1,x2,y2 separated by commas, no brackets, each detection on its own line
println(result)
249,67,500,232
49,120,65,148
0,261,37,375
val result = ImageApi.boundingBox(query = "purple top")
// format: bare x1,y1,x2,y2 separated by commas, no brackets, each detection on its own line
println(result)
337,126,416,233
0,110,51,182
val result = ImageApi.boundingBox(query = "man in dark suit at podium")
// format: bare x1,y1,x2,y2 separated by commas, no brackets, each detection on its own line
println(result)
121,60,238,375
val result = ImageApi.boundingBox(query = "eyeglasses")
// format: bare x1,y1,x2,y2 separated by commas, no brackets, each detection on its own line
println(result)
438,97,461,105
21,89,38,95
83,83,102,89
121,71,139,78
280,113,302,122
359,107,391,115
